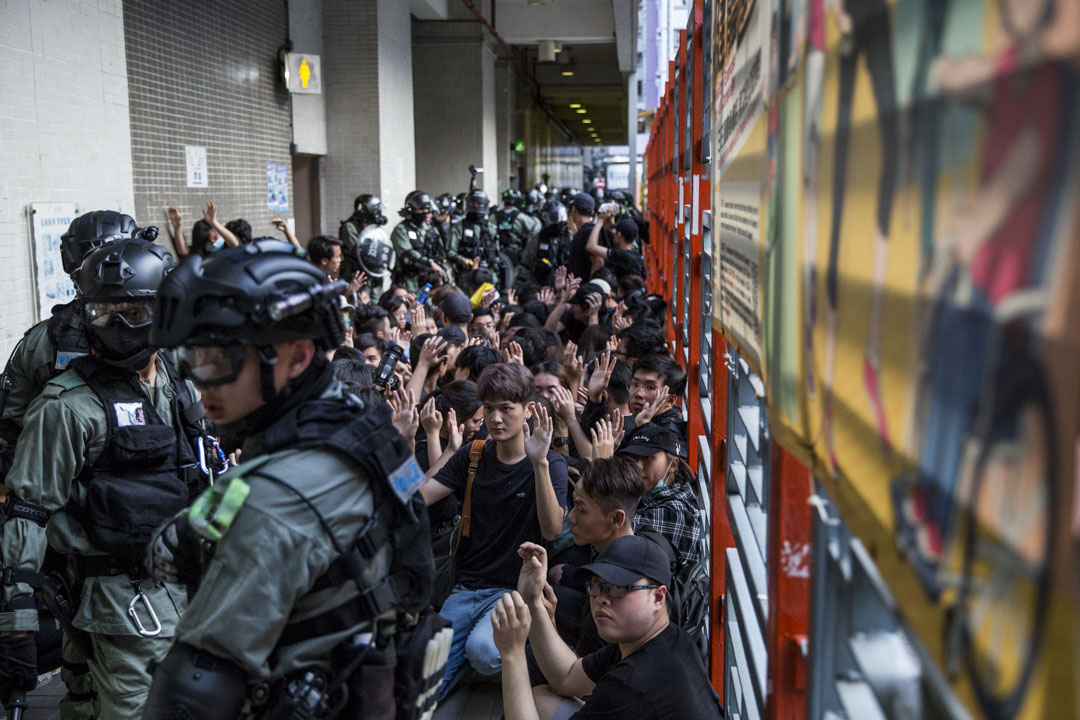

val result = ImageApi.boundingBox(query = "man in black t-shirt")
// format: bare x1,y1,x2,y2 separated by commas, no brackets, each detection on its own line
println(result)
492,535,723,720
585,211,645,281
420,363,569,699
567,193,604,281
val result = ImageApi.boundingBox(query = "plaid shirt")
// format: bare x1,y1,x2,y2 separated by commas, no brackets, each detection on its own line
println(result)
632,480,702,566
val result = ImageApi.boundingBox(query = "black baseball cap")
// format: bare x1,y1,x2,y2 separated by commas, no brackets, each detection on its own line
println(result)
570,193,596,215
613,218,638,241
439,292,473,324
618,423,687,460
574,534,672,587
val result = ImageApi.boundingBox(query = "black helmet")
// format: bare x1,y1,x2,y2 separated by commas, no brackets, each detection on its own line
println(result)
354,194,388,226
61,210,144,275
526,189,543,214
76,237,175,371
152,240,345,354
357,232,395,278
502,189,525,210
539,200,568,227
466,189,490,218
400,191,434,219
434,193,454,216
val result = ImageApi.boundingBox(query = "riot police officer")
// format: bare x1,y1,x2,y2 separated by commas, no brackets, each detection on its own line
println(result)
448,189,504,287
0,237,208,717
142,241,449,719
432,193,455,248
521,199,572,286
391,191,447,293
525,188,544,216
0,210,151,720
494,189,541,270
338,194,388,286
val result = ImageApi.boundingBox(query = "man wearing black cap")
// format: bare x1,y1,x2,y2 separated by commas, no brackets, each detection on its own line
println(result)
566,193,602,281
585,206,645,281
491,536,722,720
619,422,702,567
437,292,474,337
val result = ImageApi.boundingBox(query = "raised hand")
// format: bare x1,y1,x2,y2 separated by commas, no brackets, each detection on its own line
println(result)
389,388,419,441
587,351,616,403
561,341,584,385
506,288,519,306
490,591,532,655
418,336,448,368
553,266,568,293
167,206,183,227
523,401,553,463
590,417,615,459
635,384,676,425
609,408,626,448
538,286,556,305
502,341,524,366
550,385,577,424
516,542,550,604
202,200,218,224
445,408,465,451
584,292,602,321
420,396,443,435
612,301,631,333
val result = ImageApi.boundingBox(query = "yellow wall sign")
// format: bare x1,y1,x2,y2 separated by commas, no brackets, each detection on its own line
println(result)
285,52,321,95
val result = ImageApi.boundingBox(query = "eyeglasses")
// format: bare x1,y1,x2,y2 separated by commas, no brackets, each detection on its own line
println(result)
84,301,154,329
585,579,660,599
628,381,660,393
174,344,250,387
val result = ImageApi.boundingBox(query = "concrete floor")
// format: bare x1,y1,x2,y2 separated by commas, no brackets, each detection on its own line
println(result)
14,674,504,720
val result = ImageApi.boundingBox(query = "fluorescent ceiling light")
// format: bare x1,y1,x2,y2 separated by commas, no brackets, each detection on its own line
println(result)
561,70,574,77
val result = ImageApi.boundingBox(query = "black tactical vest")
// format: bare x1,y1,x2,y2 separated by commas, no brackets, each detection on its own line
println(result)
459,220,499,266
535,224,572,282
69,357,206,566
33,301,91,390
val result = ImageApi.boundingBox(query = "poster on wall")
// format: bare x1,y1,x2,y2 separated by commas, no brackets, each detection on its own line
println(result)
27,202,78,322
185,146,208,188
715,0,767,178
718,182,762,362
267,162,289,212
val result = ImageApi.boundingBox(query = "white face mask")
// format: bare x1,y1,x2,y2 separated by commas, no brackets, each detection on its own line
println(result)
208,238,225,252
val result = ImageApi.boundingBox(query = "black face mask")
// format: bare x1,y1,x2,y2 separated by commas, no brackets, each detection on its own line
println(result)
89,318,153,372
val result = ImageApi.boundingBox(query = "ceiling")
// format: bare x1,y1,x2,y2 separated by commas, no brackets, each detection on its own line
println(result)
414,0,634,146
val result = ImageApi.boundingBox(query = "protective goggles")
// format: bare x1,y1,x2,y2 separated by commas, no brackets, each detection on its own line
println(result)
174,344,250,387
84,300,155,329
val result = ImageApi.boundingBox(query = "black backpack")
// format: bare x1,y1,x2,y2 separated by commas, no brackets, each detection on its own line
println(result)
640,531,710,659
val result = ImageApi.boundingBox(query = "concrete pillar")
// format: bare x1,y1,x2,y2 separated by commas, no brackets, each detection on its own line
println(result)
412,23,499,200
322,0,416,230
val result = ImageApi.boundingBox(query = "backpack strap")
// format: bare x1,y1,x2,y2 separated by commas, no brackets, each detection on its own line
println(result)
458,440,486,541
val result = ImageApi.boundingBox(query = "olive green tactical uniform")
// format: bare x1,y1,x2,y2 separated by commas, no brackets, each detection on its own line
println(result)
447,218,500,268
173,382,392,713
338,217,365,284
1,318,95,720
511,211,541,247
391,219,442,293
0,354,187,718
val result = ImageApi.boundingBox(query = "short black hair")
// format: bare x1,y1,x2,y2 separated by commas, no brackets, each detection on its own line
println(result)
510,327,547,368
456,344,501,381
507,312,541,330
437,379,481,420
608,360,632,406
308,235,342,266
332,356,380,405
579,456,646,517
471,305,494,322
225,218,253,244
353,305,391,336
633,354,687,396
354,332,382,353
409,333,433,371
616,324,668,360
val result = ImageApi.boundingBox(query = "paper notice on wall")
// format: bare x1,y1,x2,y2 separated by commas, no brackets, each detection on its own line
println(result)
718,182,762,361
715,0,766,178
267,163,289,212
185,146,208,188
28,202,79,322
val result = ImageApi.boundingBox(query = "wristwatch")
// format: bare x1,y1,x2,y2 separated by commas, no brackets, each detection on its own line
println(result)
553,437,570,448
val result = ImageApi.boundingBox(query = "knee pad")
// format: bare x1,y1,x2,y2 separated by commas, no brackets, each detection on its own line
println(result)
141,643,248,720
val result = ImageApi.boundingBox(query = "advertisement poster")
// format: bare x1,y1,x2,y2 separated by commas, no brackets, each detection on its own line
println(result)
718,182,762,363
703,0,1080,715
185,146,207,188
28,202,78,321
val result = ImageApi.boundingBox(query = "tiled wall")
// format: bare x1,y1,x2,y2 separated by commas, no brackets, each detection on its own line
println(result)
0,0,137,359
123,0,295,248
